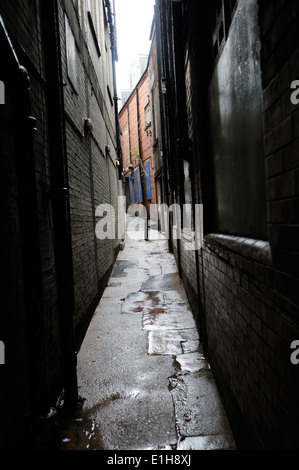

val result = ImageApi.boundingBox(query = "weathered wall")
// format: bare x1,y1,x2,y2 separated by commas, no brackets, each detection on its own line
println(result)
156,0,299,449
208,0,267,240
119,70,156,211
0,0,121,448
190,0,299,449
0,0,62,448
59,0,121,342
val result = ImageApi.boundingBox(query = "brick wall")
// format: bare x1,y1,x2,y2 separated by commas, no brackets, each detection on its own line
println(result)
259,0,299,279
148,32,163,179
119,70,156,211
0,0,62,448
59,0,121,344
0,0,121,448
193,0,299,449
156,0,299,450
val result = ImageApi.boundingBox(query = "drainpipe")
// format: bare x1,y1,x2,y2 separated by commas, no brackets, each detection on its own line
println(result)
40,0,78,413
155,3,172,253
109,0,123,179
127,104,132,164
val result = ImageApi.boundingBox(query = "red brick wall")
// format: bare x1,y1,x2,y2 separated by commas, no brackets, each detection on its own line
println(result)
119,70,156,210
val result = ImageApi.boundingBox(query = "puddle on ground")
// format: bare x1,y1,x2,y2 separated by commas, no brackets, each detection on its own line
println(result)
60,415,104,450
112,260,136,278
121,291,165,315
121,291,148,314
60,391,132,450
141,273,177,292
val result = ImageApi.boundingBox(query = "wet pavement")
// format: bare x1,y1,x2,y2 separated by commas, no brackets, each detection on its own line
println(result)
60,218,237,451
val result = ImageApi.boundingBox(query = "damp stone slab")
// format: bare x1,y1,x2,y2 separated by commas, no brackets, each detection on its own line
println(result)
141,273,178,292
177,434,236,450
142,311,197,331
121,291,165,315
175,351,208,373
148,329,199,355
111,260,137,278
121,291,149,314
169,371,234,439
163,291,189,306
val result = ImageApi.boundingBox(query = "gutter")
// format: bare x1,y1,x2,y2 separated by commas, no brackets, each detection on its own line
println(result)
107,0,122,178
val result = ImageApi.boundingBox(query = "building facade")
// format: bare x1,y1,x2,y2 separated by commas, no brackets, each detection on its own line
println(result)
148,19,167,214
0,0,121,449
119,68,156,213
154,0,299,450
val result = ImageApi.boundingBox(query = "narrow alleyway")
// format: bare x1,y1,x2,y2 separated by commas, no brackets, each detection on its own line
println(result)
1,0,299,452
60,218,236,451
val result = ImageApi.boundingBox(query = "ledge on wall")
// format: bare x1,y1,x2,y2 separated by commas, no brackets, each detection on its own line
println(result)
205,233,272,266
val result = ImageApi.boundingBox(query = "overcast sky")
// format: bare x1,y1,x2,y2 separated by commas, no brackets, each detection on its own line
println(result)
114,0,155,94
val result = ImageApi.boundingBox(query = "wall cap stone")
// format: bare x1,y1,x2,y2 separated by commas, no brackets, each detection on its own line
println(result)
205,233,272,265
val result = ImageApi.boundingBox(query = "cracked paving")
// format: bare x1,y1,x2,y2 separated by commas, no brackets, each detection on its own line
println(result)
60,223,236,450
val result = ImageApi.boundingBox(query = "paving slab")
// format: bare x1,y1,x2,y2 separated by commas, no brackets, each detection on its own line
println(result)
169,371,233,438
142,311,197,331
177,434,236,451
148,329,200,356
175,352,208,373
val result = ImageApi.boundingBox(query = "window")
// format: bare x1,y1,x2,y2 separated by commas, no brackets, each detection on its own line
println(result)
87,0,101,57
183,160,192,229
122,123,128,136
144,101,151,129
208,0,267,240
211,0,238,63
107,85,113,106
65,15,78,91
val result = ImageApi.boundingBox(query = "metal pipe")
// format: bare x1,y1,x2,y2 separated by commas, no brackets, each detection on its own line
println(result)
110,0,123,178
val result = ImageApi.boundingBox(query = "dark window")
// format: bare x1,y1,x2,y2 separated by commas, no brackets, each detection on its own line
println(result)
87,0,101,57
211,0,238,63
208,0,267,240
65,15,78,91
145,101,151,128
107,85,113,106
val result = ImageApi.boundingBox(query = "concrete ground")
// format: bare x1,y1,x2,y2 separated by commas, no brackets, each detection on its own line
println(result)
60,219,236,451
